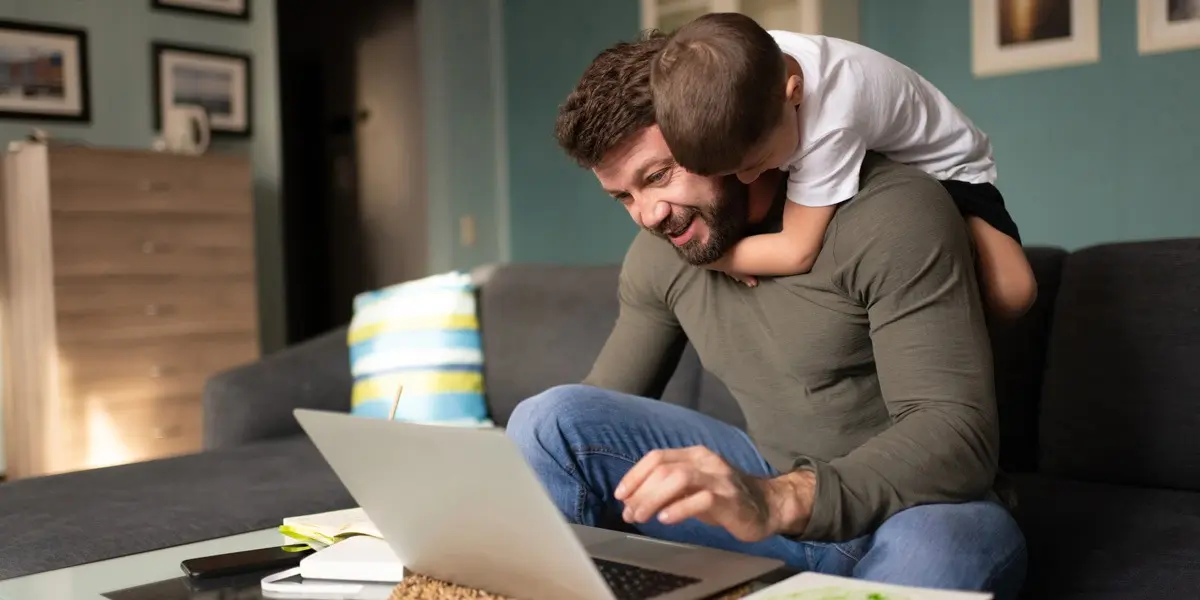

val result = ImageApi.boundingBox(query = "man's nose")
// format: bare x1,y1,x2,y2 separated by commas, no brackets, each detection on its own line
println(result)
634,199,671,229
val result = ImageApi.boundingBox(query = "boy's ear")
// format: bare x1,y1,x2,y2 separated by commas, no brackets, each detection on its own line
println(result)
784,75,803,106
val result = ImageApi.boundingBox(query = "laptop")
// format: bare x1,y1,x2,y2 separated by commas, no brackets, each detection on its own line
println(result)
294,408,784,600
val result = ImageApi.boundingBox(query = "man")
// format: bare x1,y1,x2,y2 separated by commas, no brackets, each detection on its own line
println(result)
504,31,1026,598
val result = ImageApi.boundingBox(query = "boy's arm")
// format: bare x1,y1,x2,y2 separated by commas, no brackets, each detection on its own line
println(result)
712,128,866,278
711,202,836,276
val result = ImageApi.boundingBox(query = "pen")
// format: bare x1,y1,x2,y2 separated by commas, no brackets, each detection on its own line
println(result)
388,384,404,421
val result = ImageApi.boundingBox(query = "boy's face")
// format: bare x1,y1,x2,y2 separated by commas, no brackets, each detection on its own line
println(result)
730,73,805,185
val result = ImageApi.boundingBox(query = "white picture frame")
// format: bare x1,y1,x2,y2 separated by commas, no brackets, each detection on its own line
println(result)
151,0,250,21
152,42,252,136
0,19,90,122
972,0,1100,78
1138,0,1200,55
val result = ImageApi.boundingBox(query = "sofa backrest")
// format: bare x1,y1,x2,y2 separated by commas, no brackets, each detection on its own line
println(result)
475,264,706,425
1037,238,1200,491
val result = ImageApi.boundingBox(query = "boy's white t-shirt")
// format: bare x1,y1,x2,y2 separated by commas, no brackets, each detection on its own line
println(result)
769,31,997,207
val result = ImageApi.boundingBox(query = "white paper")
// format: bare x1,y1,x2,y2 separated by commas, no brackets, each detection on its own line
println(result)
744,572,994,600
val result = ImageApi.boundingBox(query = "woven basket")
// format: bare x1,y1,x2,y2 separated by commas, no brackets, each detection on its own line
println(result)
387,573,752,599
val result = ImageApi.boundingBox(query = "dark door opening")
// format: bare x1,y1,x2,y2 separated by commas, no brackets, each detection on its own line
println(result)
276,0,426,344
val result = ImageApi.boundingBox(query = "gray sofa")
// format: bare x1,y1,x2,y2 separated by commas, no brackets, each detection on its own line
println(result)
2,238,1198,599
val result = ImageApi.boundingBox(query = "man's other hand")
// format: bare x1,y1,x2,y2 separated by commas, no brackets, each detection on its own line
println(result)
613,446,814,542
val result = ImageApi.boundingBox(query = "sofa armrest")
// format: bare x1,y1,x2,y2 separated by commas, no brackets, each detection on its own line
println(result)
203,326,353,450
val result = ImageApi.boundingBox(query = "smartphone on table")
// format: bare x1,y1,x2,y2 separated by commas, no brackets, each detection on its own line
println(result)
180,546,314,579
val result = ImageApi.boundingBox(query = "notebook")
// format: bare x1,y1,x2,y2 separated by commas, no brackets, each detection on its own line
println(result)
299,535,404,583
743,572,994,600
279,507,382,550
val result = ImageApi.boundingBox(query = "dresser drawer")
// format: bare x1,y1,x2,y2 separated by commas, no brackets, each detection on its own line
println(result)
48,147,250,189
51,213,255,278
54,278,258,341
76,394,204,468
50,182,253,216
57,333,260,403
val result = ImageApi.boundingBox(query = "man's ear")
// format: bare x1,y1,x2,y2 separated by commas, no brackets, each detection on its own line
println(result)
784,75,803,106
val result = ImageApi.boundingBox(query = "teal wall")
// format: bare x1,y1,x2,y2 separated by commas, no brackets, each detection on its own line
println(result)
0,0,281,474
861,0,1200,249
504,0,643,264
419,0,507,272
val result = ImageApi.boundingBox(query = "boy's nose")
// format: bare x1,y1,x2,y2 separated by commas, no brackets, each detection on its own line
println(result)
737,170,761,184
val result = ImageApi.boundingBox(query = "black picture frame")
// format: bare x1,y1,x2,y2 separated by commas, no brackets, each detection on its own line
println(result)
0,19,91,122
150,0,251,21
152,41,253,137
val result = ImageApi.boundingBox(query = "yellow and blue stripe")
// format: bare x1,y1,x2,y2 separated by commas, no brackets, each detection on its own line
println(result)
346,271,492,426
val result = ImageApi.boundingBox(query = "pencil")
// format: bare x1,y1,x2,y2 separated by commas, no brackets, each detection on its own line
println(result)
388,384,404,421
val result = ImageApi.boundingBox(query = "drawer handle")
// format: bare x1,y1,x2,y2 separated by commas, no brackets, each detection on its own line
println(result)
152,425,182,439
144,304,160,316
141,241,157,254
138,180,171,192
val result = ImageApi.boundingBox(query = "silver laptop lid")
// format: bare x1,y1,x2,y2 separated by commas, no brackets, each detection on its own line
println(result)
294,408,615,600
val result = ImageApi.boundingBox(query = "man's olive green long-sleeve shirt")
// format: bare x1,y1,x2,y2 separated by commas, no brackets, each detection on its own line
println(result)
583,155,1001,542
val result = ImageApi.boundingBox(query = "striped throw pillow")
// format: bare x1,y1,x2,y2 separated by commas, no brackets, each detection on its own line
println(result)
347,271,492,426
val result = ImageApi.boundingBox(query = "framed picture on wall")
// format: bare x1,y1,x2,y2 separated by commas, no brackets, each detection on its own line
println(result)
152,42,252,136
0,19,90,122
1138,0,1200,54
971,0,1100,78
151,0,250,21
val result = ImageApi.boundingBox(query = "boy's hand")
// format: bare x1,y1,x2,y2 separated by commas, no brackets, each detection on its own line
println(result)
725,272,758,287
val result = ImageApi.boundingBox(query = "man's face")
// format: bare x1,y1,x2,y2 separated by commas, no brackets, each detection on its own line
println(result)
593,125,749,265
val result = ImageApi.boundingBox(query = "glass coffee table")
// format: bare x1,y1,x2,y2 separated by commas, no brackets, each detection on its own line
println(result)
0,528,282,600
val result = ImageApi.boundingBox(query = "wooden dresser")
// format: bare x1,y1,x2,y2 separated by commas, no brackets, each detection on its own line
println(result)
0,142,261,480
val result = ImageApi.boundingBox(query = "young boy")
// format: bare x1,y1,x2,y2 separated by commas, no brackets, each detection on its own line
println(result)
649,13,1036,319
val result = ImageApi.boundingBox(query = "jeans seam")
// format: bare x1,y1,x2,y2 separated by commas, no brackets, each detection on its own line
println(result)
573,446,638,525
575,446,639,465
831,541,864,564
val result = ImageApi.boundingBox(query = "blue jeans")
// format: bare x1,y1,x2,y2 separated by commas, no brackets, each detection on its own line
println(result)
506,384,1027,600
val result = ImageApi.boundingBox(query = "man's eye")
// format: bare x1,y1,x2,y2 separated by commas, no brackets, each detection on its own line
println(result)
647,169,668,184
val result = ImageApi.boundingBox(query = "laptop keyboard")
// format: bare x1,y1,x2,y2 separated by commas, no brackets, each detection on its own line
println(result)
592,557,701,600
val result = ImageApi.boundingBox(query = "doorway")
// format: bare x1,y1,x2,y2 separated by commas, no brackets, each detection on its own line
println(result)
276,0,426,344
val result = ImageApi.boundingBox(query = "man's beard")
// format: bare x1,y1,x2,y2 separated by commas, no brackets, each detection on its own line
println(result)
649,177,749,265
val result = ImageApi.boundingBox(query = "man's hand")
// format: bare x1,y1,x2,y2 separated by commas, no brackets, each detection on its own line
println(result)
613,446,816,542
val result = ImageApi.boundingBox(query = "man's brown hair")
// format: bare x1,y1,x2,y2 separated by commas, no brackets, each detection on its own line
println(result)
650,13,785,175
555,31,668,169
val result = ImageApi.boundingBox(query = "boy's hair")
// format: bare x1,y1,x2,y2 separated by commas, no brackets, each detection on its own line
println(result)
555,31,668,169
650,13,786,175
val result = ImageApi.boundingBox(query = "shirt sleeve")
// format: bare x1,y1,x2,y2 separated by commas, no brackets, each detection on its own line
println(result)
582,234,689,398
793,164,1000,541
786,128,868,208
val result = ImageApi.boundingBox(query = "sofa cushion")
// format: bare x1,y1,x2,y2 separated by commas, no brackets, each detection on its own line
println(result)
476,264,703,425
1039,238,1200,490
1012,473,1200,599
989,246,1066,473
0,437,353,580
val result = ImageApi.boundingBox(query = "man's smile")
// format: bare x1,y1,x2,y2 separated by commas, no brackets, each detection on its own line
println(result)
668,216,698,246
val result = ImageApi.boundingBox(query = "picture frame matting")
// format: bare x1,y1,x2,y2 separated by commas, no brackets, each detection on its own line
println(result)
152,41,253,137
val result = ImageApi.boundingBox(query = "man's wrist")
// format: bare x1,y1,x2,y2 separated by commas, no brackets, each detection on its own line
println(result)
764,469,816,537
